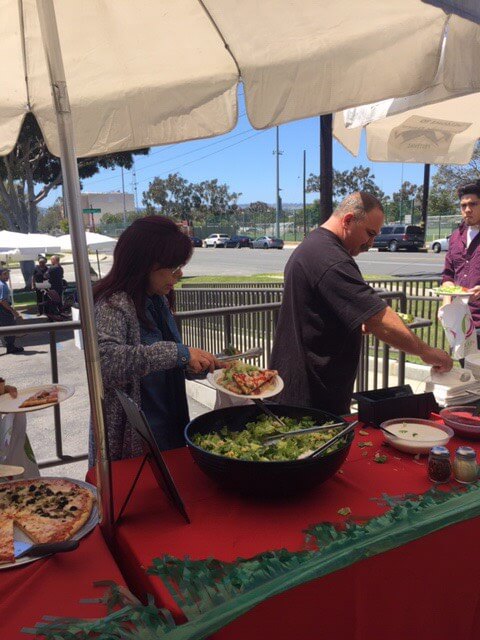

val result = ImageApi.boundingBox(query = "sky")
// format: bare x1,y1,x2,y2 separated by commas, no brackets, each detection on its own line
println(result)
41,92,431,210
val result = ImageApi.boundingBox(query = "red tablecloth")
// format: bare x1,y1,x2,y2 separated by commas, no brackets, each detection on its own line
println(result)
0,527,124,639
87,423,480,640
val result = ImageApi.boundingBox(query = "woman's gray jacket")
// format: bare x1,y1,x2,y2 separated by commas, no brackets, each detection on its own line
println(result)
89,292,184,466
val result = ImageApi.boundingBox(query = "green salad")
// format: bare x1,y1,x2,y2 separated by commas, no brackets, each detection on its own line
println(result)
432,284,469,295
397,312,415,324
192,415,346,462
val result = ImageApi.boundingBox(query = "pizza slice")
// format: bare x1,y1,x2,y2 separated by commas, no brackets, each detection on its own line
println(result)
0,517,14,564
19,387,59,408
232,369,278,394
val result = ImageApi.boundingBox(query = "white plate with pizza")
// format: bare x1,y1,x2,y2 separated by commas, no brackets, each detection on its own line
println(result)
0,384,74,413
208,362,284,399
0,476,98,569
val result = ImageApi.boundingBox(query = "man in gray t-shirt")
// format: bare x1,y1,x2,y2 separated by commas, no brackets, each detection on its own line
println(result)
0,269,23,354
270,192,452,415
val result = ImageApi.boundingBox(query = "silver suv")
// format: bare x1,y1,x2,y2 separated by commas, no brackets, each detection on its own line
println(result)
203,233,230,248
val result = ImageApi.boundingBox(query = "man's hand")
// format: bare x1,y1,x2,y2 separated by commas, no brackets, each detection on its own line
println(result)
187,348,225,374
468,285,480,301
419,346,453,373
5,385,17,398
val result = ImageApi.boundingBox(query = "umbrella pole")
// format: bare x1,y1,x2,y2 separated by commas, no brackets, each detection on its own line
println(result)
36,0,114,539
96,249,101,279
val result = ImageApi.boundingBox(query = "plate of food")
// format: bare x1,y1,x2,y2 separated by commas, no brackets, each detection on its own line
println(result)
208,361,284,399
0,384,74,413
430,285,472,297
0,477,97,569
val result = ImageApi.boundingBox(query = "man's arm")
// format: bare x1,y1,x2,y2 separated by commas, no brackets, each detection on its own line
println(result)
0,299,19,317
364,306,453,372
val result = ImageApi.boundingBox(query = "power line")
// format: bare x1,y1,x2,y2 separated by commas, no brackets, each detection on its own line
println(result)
137,129,267,187
84,112,250,188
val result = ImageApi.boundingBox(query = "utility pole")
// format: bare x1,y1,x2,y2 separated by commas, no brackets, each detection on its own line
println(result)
273,126,283,238
121,166,127,225
421,164,430,233
303,150,307,237
132,160,139,212
320,115,333,223
399,163,404,223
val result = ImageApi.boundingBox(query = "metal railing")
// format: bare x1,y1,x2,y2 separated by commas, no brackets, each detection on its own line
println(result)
0,320,87,470
176,291,408,389
177,277,445,350
0,290,412,471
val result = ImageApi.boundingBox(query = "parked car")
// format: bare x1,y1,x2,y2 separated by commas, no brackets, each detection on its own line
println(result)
190,236,203,247
430,236,450,253
252,236,284,249
372,224,425,252
225,235,253,248
203,233,230,248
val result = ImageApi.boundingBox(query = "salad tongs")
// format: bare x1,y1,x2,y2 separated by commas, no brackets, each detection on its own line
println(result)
262,420,347,446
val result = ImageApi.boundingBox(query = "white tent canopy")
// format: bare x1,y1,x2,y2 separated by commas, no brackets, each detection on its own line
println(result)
2,1,480,158
334,92,480,164
58,232,116,252
0,230,61,255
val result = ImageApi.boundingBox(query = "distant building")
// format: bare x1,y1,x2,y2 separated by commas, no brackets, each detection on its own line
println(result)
80,192,135,229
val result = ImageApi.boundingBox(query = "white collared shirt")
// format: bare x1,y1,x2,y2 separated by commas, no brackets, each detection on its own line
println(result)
467,225,480,248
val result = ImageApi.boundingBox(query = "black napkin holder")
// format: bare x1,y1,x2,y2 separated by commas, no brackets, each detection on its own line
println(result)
352,385,439,426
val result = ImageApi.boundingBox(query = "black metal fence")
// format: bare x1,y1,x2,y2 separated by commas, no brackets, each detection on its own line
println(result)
177,277,445,351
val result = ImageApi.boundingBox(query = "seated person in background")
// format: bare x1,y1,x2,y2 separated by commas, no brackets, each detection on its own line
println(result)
90,216,223,466
31,257,49,315
48,255,64,299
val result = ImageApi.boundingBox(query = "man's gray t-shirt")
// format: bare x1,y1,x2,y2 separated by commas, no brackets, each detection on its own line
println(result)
270,228,387,415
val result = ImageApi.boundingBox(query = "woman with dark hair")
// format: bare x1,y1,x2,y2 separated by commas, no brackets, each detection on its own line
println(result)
90,216,221,465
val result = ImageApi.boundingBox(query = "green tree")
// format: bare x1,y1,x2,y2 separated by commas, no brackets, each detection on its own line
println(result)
433,143,480,196
244,201,275,225
306,165,385,205
100,211,143,226
38,198,64,233
142,173,241,223
0,113,149,233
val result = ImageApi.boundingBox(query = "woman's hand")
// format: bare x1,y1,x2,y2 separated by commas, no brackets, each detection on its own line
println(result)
187,348,224,373
5,385,17,398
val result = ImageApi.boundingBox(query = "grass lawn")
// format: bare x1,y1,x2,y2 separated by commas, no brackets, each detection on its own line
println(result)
177,273,390,287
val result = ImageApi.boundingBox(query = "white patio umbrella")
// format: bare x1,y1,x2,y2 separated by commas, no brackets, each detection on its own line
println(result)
2,0,480,534
334,92,480,164
58,232,116,253
2,2,480,158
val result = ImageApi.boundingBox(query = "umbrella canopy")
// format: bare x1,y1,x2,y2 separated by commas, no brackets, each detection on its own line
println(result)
334,92,480,164
2,1,480,158
58,232,116,252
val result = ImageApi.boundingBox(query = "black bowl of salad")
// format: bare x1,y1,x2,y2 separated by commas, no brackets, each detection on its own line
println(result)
184,404,354,496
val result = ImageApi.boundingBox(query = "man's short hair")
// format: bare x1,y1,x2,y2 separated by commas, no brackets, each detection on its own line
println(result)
457,180,480,200
333,192,384,221
0,268,10,276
